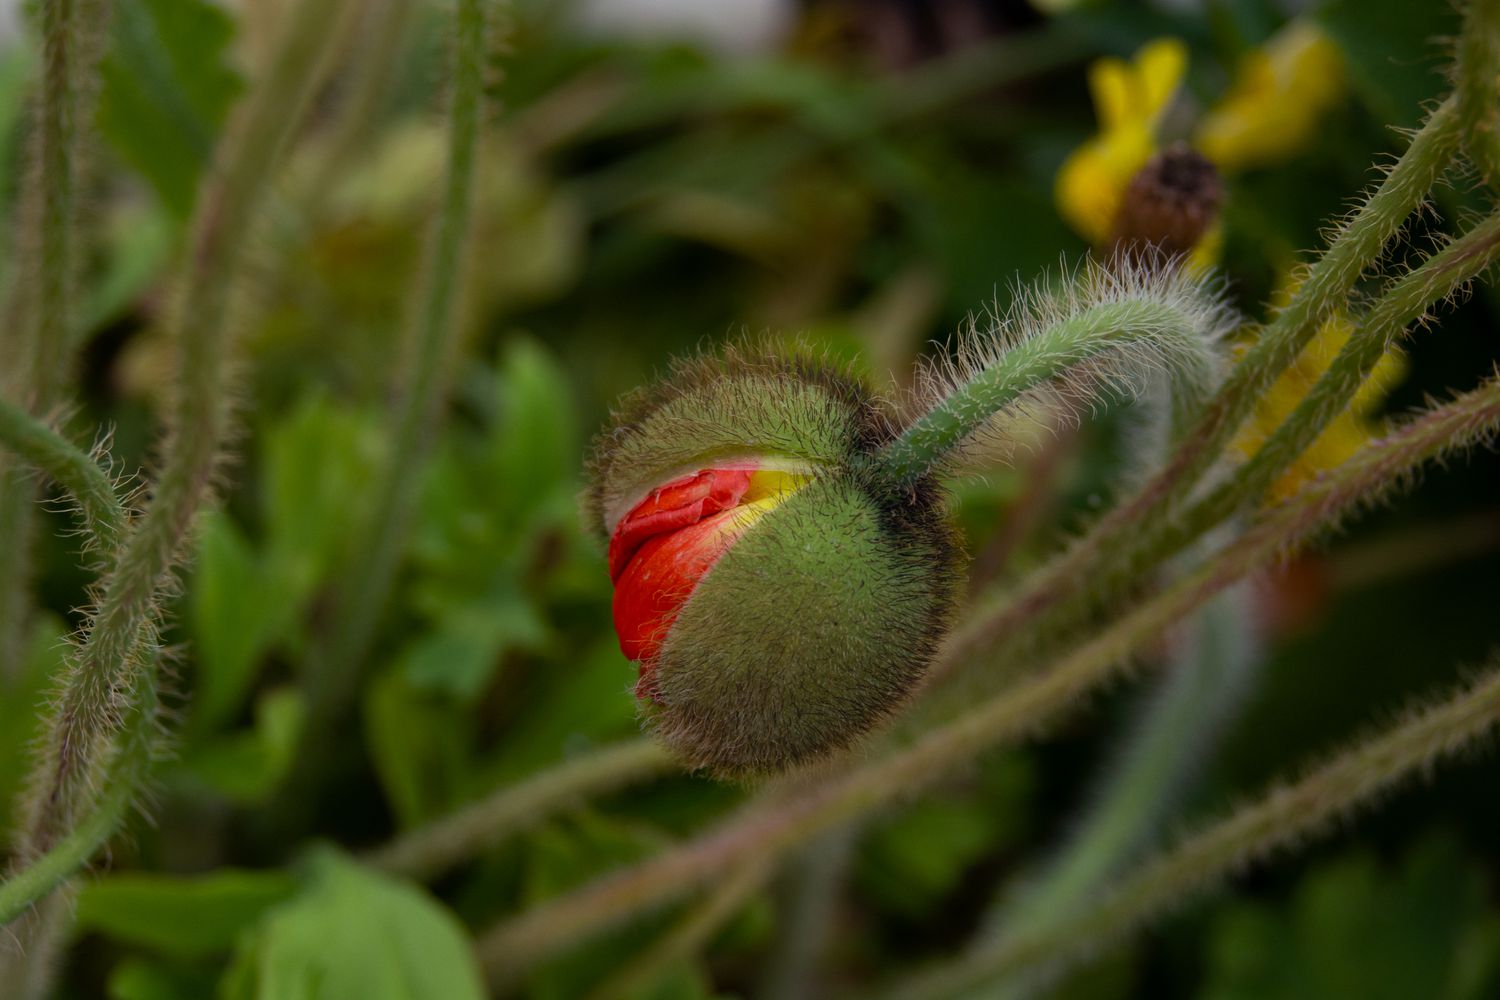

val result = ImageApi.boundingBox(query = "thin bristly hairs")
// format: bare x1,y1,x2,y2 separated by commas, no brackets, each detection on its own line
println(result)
903,254,1237,476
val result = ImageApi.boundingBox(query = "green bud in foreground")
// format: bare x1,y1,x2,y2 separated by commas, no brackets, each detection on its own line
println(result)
587,349,960,776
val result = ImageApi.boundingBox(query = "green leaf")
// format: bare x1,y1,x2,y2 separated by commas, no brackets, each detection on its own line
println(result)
401,581,550,700
364,671,469,828
1201,835,1500,1000
98,0,243,217
75,869,297,957
108,958,222,1000
491,338,578,523
223,851,485,1000
178,687,306,803
262,393,385,596
475,639,640,790
191,511,278,730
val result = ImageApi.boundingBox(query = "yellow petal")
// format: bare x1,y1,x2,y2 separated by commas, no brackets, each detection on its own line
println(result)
1197,21,1345,174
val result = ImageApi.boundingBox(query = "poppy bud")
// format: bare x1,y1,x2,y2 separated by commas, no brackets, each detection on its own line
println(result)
587,351,959,776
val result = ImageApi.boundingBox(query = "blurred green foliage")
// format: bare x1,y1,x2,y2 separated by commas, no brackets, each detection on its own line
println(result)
2,0,1499,996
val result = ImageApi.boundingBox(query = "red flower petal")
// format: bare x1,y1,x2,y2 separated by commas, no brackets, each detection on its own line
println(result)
611,505,747,665
607,467,754,582
606,466,758,674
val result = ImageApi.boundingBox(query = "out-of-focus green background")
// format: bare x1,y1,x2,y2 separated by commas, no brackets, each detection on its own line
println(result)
3,0,1499,996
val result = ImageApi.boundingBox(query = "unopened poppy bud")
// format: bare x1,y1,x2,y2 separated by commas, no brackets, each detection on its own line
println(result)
587,351,959,776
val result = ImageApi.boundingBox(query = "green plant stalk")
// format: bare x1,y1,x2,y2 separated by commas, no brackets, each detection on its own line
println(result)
939,97,1462,666
874,298,1216,485
0,0,108,683
366,739,674,880
14,0,354,864
755,824,860,1000
978,579,1258,999
0,666,155,929
585,861,772,1000
1458,0,1500,185
886,657,1500,999
304,0,488,730
0,400,126,550
1047,207,1500,631
475,375,1500,988
0,403,129,942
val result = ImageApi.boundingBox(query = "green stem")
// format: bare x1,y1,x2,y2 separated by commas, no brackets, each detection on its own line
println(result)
304,0,489,730
886,657,1500,999
937,96,1462,667
0,0,109,684
982,579,1258,971
874,293,1219,486
0,400,126,551
584,861,771,1000
756,824,860,1000
474,376,1500,986
1158,209,1500,551
1458,0,1500,185
15,0,353,868
366,739,675,880
0,669,154,929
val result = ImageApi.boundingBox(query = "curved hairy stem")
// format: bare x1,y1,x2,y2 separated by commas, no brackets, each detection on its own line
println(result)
304,0,491,730
0,665,156,929
874,266,1225,486
475,376,1500,987
0,400,126,550
1458,0,1500,185
585,861,772,1000
366,739,675,880
941,97,1462,665
11,0,353,901
0,0,111,681
1018,207,1500,635
980,578,1259,988
886,657,1500,999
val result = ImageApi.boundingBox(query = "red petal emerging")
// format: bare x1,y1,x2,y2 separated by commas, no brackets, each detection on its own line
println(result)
607,467,754,583
612,506,747,665
607,466,757,671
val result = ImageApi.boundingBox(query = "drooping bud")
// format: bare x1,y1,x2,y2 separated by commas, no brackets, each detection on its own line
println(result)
586,350,959,776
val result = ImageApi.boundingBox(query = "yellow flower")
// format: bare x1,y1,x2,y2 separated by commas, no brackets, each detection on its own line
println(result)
1234,279,1406,503
1196,22,1345,173
1054,23,1346,262
1055,39,1188,246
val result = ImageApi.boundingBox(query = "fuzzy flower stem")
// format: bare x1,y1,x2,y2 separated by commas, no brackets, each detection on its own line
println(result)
1155,209,1500,557
303,0,490,731
979,578,1258,992
1458,0,1500,186
365,739,674,880
941,96,1462,665
885,657,1500,999
0,400,126,550
14,0,353,873
0,667,155,929
584,861,772,1000
0,0,109,683
873,297,1216,486
475,376,1500,988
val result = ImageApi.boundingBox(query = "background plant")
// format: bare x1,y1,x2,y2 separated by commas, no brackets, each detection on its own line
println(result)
1,1,1499,998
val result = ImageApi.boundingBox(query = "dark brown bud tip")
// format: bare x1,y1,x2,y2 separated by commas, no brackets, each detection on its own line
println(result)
1109,143,1225,260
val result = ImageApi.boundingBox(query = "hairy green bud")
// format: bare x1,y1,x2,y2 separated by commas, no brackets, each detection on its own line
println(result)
587,349,959,776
